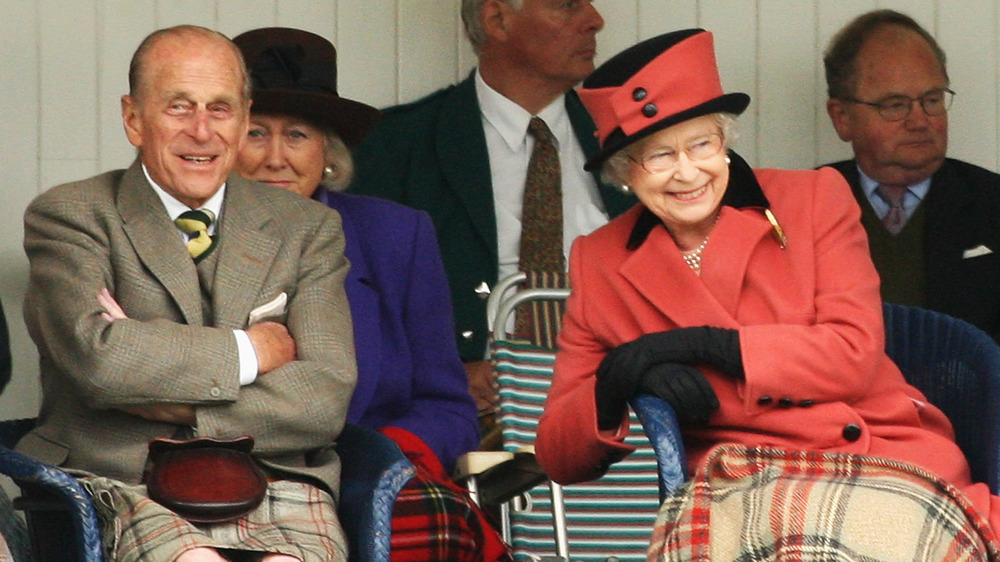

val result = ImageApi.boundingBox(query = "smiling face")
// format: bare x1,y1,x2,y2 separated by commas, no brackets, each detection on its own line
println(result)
121,31,250,208
625,115,730,241
826,25,948,186
237,113,327,199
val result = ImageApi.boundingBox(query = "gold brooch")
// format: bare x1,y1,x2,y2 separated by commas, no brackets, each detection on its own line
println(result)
764,209,787,249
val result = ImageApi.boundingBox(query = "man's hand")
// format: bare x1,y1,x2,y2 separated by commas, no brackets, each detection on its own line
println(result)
246,321,297,375
98,287,126,322
465,360,497,416
99,289,200,423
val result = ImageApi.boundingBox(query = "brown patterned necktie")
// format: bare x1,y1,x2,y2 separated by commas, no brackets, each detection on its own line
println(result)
515,117,564,340
519,116,564,271
875,184,907,235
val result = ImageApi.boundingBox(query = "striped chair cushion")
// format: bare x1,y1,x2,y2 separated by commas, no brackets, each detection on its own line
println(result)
493,340,659,561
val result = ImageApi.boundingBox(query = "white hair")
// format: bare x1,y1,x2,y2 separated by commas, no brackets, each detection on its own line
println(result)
602,113,740,190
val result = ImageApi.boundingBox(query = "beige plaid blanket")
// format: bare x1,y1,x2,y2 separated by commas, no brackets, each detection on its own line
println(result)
85,477,347,562
649,444,1000,561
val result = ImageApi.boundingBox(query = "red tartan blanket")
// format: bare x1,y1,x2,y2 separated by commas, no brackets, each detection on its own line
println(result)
649,444,1000,561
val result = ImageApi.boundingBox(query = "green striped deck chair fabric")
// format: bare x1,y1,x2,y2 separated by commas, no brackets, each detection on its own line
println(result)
493,340,659,561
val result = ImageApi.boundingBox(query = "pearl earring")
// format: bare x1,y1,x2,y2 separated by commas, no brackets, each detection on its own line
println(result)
724,156,731,164
620,184,631,193
323,166,334,178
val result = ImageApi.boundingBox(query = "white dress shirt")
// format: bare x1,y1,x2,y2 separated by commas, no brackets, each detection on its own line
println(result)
475,69,611,283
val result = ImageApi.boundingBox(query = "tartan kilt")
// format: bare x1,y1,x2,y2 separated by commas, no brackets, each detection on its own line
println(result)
649,444,1000,562
389,467,512,561
84,476,347,561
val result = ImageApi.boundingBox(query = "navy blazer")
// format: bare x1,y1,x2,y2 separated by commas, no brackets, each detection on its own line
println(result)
351,72,636,360
317,188,479,471
826,158,1000,340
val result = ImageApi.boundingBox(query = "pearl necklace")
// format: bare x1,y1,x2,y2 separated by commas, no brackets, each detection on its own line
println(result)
681,236,710,273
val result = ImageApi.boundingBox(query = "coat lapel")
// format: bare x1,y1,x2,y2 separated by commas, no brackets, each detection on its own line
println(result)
210,175,282,329
700,207,777,316
436,74,499,259
618,155,778,328
336,201,381,418
925,160,979,262
117,161,204,325
618,210,773,330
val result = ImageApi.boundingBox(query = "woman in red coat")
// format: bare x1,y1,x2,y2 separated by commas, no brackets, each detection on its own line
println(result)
535,28,1000,559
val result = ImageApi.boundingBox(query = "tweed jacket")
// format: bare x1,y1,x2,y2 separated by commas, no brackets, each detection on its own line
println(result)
535,156,1000,529
17,160,357,495
316,188,479,472
351,72,636,360
826,158,1000,340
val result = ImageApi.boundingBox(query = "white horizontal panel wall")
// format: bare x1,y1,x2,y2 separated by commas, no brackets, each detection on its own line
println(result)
2,0,998,420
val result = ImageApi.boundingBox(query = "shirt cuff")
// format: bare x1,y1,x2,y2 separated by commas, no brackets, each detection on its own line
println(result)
233,330,259,386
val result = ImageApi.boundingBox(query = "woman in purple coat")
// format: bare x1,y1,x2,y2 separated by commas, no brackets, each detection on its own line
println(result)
233,27,508,561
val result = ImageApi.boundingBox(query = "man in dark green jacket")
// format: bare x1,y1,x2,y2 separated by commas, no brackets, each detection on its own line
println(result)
352,0,634,417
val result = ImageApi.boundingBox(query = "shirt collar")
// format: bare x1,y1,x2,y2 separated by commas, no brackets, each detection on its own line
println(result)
142,164,226,227
475,68,570,151
857,166,931,201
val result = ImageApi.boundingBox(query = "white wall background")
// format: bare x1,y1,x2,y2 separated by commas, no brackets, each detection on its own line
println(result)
1,0,998,418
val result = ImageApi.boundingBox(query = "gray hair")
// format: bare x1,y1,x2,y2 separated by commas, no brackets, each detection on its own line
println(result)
323,132,355,191
462,0,524,53
602,113,740,190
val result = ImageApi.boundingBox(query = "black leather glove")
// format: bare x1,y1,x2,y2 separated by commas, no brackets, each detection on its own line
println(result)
595,357,720,429
599,326,743,383
595,350,645,430
636,362,719,426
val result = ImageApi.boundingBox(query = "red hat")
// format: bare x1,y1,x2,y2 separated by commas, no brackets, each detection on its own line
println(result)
233,27,380,149
579,29,750,171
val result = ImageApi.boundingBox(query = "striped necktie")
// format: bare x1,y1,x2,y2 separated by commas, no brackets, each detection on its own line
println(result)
174,209,217,262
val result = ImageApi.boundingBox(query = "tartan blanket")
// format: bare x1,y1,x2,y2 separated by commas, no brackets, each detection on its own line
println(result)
649,444,1000,561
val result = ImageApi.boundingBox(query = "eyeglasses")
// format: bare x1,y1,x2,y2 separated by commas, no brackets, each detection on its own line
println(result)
629,132,725,175
841,88,955,122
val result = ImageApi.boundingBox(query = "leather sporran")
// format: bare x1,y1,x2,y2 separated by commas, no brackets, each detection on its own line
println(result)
144,435,267,523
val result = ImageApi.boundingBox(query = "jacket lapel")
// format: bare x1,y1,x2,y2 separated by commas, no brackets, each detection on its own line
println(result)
618,155,777,328
619,223,735,327
924,160,978,259
117,161,204,325
210,175,282,330
333,199,381,418
436,74,498,259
